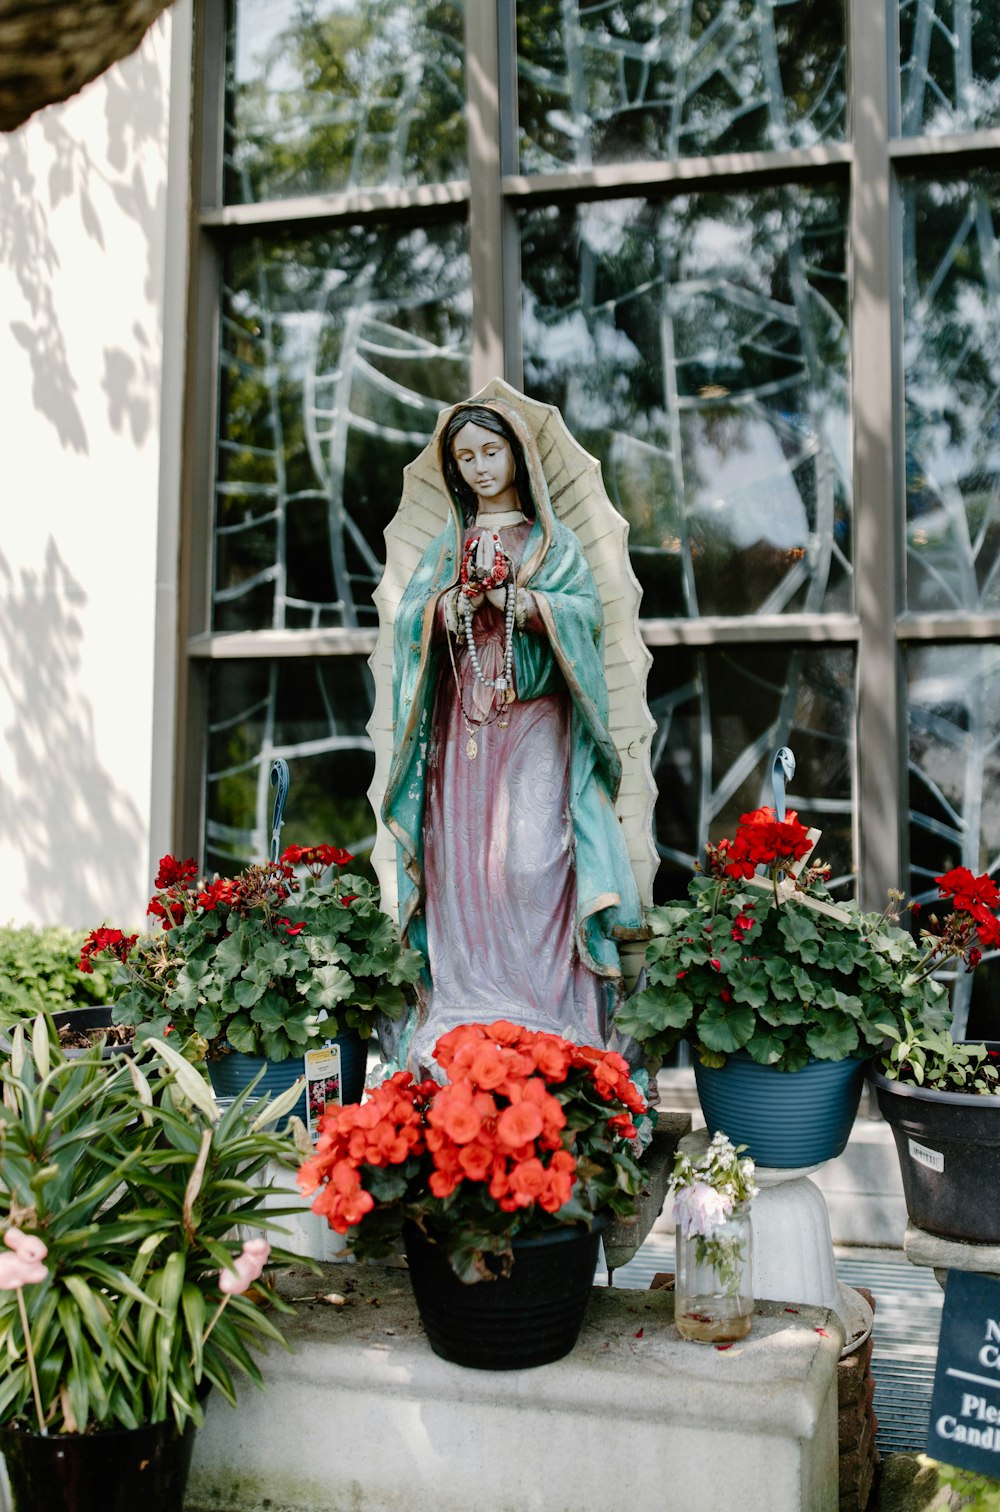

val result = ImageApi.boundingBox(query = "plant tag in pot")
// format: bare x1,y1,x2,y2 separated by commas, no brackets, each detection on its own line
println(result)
306,1041,343,1140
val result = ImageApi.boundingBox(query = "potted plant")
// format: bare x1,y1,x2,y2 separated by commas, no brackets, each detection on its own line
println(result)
616,802,954,1166
297,1018,647,1369
0,1015,307,1512
81,845,424,1119
870,864,1000,1244
0,925,119,1054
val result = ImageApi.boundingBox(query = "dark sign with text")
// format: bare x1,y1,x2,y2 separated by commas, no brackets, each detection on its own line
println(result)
927,1270,1000,1477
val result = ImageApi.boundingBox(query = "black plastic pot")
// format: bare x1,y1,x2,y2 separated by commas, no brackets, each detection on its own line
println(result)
0,1416,197,1512
871,1045,1000,1244
403,1217,604,1370
52,1006,134,1060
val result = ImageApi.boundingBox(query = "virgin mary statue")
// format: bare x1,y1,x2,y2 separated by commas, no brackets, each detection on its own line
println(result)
368,383,656,1076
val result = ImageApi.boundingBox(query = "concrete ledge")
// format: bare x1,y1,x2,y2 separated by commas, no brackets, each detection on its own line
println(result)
603,1112,690,1270
188,1262,844,1512
904,1223,1000,1279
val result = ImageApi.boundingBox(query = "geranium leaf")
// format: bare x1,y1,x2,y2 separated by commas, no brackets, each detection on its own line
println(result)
757,995,804,1027
817,938,857,974
729,958,770,1009
233,974,269,1008
745,1029,788,1065
763,957,797,1000
223,1014,258,1053
305,964,352,1010
805,1014,859,1061
213,931,245,979
697,999,756,1053
193,1004,223,1040
250,994,296,1032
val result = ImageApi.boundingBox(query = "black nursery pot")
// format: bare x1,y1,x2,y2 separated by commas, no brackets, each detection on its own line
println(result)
52,1006,134,1060
0,1416,197,1512
871,1044,1000,1245
403,1217,604,1370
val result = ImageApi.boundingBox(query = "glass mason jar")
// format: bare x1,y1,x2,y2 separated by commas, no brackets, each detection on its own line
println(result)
675,1201,754,1344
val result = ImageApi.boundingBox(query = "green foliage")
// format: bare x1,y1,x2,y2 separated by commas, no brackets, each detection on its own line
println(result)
925,1457,1000,1508
617,871,952,1074
878,1011,1000,1094
0,927,116,1027
101,860,424,1062
0,1019,309,1434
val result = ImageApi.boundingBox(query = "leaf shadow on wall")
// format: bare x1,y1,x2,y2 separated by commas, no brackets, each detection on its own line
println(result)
0,540,145,927
0,18,168,457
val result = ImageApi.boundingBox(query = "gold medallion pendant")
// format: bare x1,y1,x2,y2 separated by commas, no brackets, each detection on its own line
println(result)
465,736,478,761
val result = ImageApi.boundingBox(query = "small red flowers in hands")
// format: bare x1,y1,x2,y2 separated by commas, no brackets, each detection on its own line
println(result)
459,532,510,600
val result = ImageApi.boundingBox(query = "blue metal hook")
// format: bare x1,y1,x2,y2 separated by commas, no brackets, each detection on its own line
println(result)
268,759,290,863
771,746,795,823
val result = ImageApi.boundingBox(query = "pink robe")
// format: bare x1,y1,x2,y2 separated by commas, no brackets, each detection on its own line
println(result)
408,521,606,1074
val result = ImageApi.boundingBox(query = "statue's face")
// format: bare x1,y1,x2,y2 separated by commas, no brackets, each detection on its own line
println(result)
450,421,518,511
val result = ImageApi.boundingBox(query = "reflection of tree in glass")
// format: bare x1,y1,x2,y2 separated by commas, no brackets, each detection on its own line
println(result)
205,660,380,878
210,210,470,867
648,644,855,903
521,182,850,621
907,645,1000,1037
215,222,471,634
899,0,1000,137
516,0,845,172
225,0,466,203
904,175,1000,616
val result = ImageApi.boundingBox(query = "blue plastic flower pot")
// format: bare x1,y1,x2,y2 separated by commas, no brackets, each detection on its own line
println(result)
206,1030,367,1122
693,1052,868,1168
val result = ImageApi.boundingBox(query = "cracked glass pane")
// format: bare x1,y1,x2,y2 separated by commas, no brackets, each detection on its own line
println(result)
205,657,377,876
516,0,845,173
907,644,1000,1038
903,174,1000,614
899,0,1000,137
520,183,851,618
649,643,855,903
213,221,471,633
224,0,467,204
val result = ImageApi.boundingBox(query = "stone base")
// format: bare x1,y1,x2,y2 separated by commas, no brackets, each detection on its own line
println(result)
187,1262,844,1512
837,1289,880,1512
903,1223,1000,1288
603,1112,690,1271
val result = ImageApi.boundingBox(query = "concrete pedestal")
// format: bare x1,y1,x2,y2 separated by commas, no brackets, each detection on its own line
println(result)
186,1262,844,1512
678,1131,873,1355
903,1222,1000,1287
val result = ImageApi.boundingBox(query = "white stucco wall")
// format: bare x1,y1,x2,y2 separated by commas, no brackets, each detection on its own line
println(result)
0,14,183,931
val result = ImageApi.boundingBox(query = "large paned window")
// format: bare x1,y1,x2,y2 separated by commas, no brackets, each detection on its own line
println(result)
180,0,1000,1036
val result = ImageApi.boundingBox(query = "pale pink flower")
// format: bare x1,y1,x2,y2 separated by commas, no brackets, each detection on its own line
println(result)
218,1238,270,1296
672,1180,733,1239
0,1253,48,1289
4,1231,47,1265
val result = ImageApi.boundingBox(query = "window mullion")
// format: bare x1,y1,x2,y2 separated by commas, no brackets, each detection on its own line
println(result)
850,0,902,909
465,2,504,388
